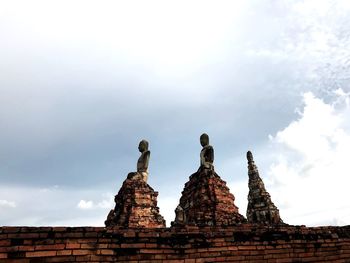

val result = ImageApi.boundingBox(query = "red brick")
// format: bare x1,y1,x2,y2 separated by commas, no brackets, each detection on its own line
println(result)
200,252,221,258
213,256,225,261
65,233,84,238
123,231,136,237
139,249,161,254
238,245,257,250
26,250,57,257
18,245,35,251
98,243,109,249
75,255,91,262
80,243,95,249
56,250,72,256
98,249,114,255
0,246,18,253
120,243,145,248
145,243,158,248
72,249,91,255
154,254,166,260
35,244,65,251
51,227,67,232
8,233,39,239
66,243,81,249
0,240,10,246
2,227,21,233
23,240,32,245
275,259,294,263
224,255,245,261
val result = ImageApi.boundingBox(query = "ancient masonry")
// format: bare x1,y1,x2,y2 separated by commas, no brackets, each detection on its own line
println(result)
246,151,283,225
170,133,246,226
105,139,165,228
171,166,246,227
0,135,349,262
104,176,165,228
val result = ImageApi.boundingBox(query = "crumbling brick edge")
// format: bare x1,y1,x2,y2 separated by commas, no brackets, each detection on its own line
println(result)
0,224,349,262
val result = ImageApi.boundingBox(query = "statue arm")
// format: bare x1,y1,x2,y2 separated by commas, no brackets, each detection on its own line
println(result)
143,151,150,170
206,147,214,163
137,151,151,172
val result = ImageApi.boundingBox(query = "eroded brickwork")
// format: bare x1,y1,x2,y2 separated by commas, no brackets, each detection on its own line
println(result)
0,225,349,262
246,151,283,225
105,176,165,228
172,167,246,227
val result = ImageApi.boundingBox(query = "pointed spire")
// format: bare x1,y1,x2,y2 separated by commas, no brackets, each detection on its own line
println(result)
247,151,260,178
246,151,284,225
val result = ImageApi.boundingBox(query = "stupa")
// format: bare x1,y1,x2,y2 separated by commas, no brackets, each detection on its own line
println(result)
246,151,283,225
172,134,246,226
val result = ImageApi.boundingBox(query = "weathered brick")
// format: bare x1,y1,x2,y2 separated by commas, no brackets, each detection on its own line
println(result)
66,243,81,249
80,243,95,249
0,240,10,246
35,244,65,251
2,227,21,233
18,245,35,251
72,249,91,255
120,243,145,248
8,233,39,239
56,249,72,256
98,249,114,255
0,225,348,262
26,250,56,257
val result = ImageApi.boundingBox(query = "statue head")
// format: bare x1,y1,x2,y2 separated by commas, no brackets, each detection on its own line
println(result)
138,140,149,153
200,133,209,147
247,151,254,162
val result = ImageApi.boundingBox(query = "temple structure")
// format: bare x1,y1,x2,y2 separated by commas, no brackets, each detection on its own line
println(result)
1,136,349,262
246,151,283,224
172,134,246,226
105,140,165,228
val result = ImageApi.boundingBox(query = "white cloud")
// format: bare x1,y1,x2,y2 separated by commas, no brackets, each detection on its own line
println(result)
77,200,94,210
96,194,114,209
0,0,349,228
228,180,248,219
158,196,178,227
77,194,114,210
267,90,350,226
0,200,16,208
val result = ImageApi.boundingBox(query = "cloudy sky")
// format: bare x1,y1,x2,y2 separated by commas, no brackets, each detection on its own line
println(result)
0,0,349,227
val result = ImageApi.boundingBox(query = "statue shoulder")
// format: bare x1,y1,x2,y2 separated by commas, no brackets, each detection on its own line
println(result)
206,145,214,152
141,150,150,160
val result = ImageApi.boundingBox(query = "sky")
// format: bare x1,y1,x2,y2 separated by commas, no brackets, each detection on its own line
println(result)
0,0,349,227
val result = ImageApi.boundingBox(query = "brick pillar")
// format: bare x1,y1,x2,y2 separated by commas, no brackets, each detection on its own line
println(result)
105,174,165,228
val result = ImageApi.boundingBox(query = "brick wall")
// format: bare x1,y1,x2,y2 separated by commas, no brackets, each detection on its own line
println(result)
0,225,349,262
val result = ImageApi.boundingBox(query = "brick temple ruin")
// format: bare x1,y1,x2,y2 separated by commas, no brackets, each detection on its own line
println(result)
0,134,349,262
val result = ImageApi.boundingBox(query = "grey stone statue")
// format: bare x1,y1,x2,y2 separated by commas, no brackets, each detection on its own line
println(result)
200,133,214,170
247,151,254,163
136,139,150,182
173,205,186,225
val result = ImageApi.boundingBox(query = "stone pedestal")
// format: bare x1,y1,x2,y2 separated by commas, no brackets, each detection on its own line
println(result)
172,167,246,226
105,173,165,228
246,151,283,225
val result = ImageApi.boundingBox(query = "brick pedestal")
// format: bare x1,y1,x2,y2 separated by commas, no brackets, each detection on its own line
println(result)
172,167,246,226
105,174,165,228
